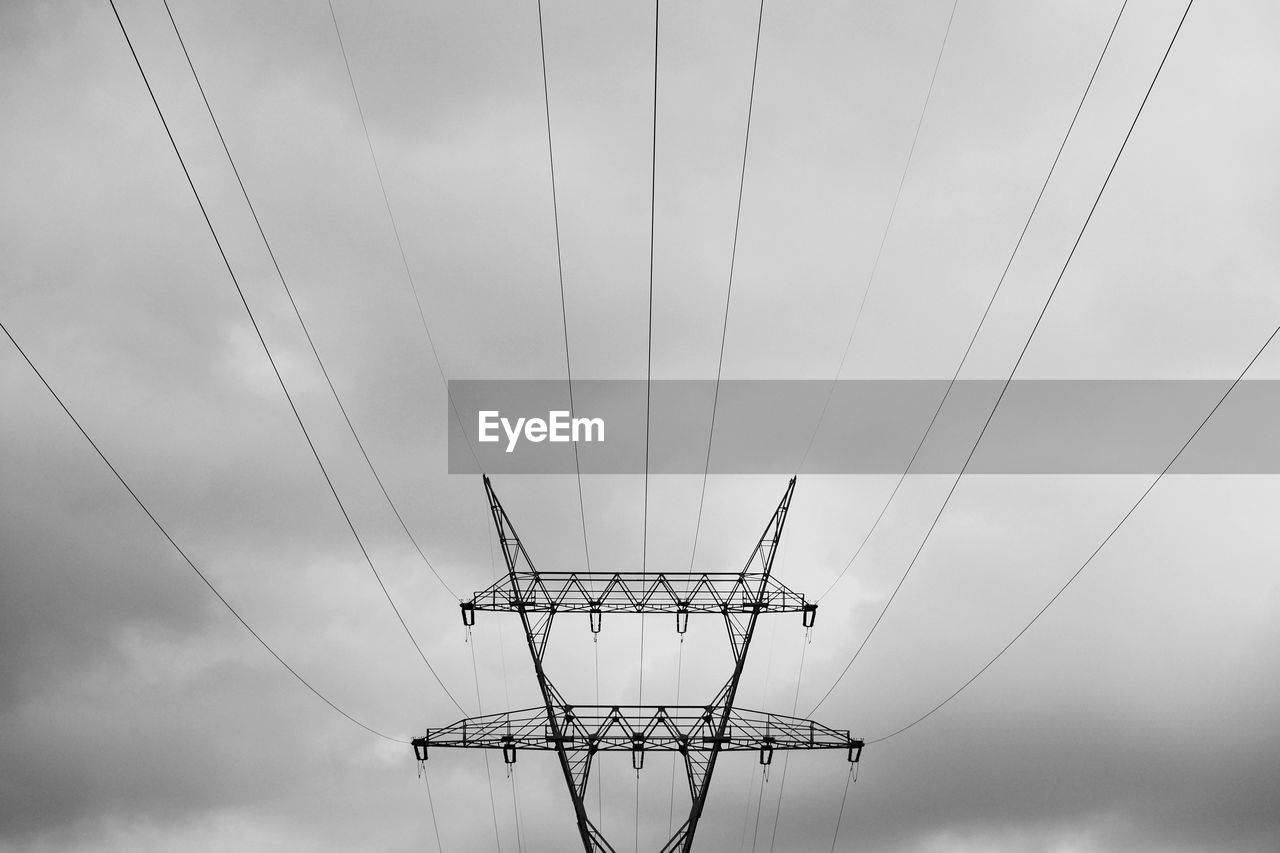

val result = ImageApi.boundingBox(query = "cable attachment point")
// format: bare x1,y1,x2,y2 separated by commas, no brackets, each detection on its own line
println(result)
759,737,775,768
675,602,690,635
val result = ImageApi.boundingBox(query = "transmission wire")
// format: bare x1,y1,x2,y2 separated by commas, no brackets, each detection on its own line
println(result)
827,765,855,853
480,496,521,849
688,0,767,572
638,24,661,853
747,618,779,853
736,764,761,853
765,634,808,851
161,0,459,600
531,7,595,836
660,0,769,834
639,0,661,683
875,334,1272,742
729,620,776,853
422,767,446,852
749,769,767,853
494,543,528,848
641,0,661,579
534,0,594,577
665,640,684,836
0,316,401,744
809,0,1193,717
325,0,480,468
469,638,506,853
108,0,465,716
509,771,526,853
813,0,1129,605
595,639,604,830
796,0,960,472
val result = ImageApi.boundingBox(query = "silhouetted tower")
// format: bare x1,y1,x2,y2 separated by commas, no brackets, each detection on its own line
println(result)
414,476,861,852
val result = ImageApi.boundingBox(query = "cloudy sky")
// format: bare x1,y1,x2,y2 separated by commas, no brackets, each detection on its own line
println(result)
3,0,1280,850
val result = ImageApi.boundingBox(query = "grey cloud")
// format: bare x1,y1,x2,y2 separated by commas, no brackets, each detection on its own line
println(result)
5,0,1280,850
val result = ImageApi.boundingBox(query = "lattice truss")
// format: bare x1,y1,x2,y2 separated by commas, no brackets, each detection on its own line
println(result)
415,476,862,853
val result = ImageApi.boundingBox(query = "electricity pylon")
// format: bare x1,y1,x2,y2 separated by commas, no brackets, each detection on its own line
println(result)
414,476,862,852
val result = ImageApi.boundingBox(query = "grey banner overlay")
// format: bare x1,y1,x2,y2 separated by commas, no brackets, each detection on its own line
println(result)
446,380,1280,474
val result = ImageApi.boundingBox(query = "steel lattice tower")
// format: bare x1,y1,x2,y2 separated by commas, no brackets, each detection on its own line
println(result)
413,476,862,852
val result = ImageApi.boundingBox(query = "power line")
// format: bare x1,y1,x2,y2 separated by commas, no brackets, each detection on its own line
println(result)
736,764,761,853
679,10,772,832
422,768,446,852
641,0,661,580
813,0,1131,605
688,0,767,572
808,0,1194,717
479,497,520,849
325,0,480,468
322,8,516,832
469,634,506,853
509,771,527,853
639,7,661,847
595,639,603,829
160,0,460,601
639,0,660,707
872,319,1275,744
107,0,466,716
534,0,592,574
748,619,780,853
0,314,402,744
765,633,808,852
665,640,684,836
827,765,855,853
796,0,960,472
749,764,767,852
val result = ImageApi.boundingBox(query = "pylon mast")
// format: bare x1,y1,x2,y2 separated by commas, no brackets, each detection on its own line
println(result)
415,476,861,852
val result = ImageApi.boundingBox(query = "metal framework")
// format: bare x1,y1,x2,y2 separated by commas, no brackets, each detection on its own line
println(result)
415,476,861,853
463,570,815,632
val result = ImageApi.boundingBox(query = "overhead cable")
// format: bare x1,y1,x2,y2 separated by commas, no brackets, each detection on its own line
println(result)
810,0,1195,716
0,313,403,744
325,0,480,467
814,0,1131,605
534,0,593,575
796,0,961,471
108,0,466,715
161,0,460,600
688,0,768,572
873,316,1272,744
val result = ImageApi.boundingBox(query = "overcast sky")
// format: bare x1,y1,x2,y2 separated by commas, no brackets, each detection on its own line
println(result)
3,0,1280,851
